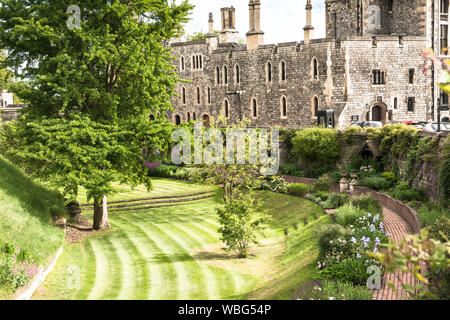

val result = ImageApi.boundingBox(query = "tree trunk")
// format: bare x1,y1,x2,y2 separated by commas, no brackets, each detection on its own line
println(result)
93,195,111,230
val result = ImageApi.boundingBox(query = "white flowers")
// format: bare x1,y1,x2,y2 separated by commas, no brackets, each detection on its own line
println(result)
329,296,335,300
351,237,357,244
356,253,361,259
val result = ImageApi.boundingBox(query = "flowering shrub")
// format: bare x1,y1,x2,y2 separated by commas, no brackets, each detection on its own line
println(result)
0,244,39,290
317,212,390,286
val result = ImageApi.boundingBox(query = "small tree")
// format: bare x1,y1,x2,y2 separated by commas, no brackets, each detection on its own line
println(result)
216,191,270,258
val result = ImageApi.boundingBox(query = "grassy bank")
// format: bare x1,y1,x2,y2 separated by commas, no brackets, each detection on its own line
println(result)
0,157,66,299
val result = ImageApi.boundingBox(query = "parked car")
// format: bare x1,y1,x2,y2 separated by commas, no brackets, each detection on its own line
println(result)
350,121,383,128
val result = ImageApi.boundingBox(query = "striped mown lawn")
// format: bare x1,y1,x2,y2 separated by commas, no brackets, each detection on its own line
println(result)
33,179,327,300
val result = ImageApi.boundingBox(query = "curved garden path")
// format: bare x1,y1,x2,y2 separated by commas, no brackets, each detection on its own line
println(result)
371,207,416,300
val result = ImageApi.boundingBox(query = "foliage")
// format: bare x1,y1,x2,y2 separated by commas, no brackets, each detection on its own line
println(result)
148,164,189,180
390,182,426,203
382,171,398,187
296,280,372,300
0,116,172,229
351,195,382,215
291,127,340,173
0,245,39,291
375,124,419,160
335,203,366,227
319,258,371,286
185,31,218,41
439,156,450,203
360,176,392,191
318,224,351,257
288,183,313,197
403,137,437,184
259,176,289,194
279,163,305,177
216,191,271,258
418,203,450,242
313,175,332,193
371,230,450,299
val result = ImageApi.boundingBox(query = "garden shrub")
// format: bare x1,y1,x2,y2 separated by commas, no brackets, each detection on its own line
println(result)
279,164,305,177
360,176,391,191
314,191,329,202
320,281,372,300
335,203,365,227
318,224,350,257
390,182,426,203
0,244,39,291
291,127,340,173
418,204,450,242
320,258,370,286
439,157,450,203
313,176,332,193
288,183,312,197
352,195,382,215
381,171,397,188
260,176,288,194
328,193,350,209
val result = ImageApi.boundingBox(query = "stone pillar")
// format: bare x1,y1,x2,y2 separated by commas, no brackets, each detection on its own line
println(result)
303,0,314,45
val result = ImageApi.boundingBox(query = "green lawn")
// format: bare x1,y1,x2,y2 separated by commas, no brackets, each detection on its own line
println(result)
34,180,327,300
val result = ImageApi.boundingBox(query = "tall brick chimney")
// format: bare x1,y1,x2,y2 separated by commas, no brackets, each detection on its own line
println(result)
246,0,264,51
206,13,218,50
303,0,314,44
219,7,239,44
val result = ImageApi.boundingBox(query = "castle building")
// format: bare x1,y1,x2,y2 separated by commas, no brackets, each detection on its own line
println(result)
168,0,450,129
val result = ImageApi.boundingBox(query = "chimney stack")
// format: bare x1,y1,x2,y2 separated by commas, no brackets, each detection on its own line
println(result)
303,0,314,44
219,7,239,44
206,13,218,50
246,0,264,51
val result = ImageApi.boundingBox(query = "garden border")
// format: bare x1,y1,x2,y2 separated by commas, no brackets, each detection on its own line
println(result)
13,246,64,300
281,175,421,234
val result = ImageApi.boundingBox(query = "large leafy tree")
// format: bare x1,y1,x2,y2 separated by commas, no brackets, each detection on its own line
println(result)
0,0,193,229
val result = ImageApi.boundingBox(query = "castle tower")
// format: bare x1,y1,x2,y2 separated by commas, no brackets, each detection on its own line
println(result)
246,0,264,51
206,13,218,50
303,0,314,44
219,7,239,44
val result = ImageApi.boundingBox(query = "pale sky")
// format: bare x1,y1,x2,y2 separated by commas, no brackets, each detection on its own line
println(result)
179,0,326,44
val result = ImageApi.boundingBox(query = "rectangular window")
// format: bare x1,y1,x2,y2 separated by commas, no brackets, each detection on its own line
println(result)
441,25,449,55
407,97,415,112
372,70,385,85
409,69,415,84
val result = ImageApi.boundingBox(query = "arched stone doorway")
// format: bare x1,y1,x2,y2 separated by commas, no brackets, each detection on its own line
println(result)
371,103,387,124
202,114,210,127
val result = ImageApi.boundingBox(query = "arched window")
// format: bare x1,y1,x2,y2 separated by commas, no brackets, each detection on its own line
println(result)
394,97,398,110
312,96,319,118
266,62,272,83
199,55,203,69
182,87,186,104
251,98,258,118
281,96,287,118
180,56,185,71
224,99,230,118
280,61,286,81
175,114,181,125
216,66,221,85
193,112,197,121
196,55,199,70
312,58,319,80
192,56,196,69
187,112,191,122
196,87,201,104
207,87,211,104
235,64,240,84
223,65,228,85
387,0,394,12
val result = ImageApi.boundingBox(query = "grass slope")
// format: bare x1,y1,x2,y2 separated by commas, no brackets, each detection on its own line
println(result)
35,180,326,300
0,157,66,298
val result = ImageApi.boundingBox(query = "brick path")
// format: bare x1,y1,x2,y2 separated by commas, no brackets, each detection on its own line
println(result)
371,207,416,300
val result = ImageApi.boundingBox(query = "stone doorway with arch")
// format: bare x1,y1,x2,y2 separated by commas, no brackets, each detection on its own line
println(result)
202,114,211,127
371,102,388,124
